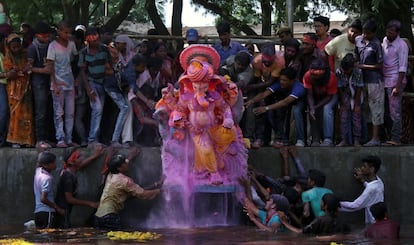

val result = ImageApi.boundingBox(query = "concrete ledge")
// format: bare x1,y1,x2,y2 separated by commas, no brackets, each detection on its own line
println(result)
0,146,413,226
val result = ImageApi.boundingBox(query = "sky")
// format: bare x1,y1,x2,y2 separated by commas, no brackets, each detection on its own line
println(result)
165,0,347,27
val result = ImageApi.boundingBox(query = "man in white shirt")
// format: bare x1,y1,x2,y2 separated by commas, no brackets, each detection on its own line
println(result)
340,155,384,224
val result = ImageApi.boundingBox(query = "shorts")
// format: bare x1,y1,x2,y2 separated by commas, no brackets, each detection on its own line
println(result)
367,82,384,126
34,211,55,229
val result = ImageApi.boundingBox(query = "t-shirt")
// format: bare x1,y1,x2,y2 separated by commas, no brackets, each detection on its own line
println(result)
301,187,333,217
213,40,247,66
27,40,50,85
95,173,145,217
325,33,356,71
364,219,400,239
55,170,78,212
355,35,383,84
303,71,338,101
78,44,111,84
257,209,281,227
303,215,349,235
47,40,77,90
33,167,55,213
268,80,306,100
317,36,333,51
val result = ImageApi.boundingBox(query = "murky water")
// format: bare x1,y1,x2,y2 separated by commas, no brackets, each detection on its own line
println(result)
1,224,413,245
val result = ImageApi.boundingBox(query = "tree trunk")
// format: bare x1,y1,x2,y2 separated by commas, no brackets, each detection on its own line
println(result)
104,0,136,32
192,0,258,35
260,0,272,36
61,0,77,26
146,0,170,35
171,0,184,50
79,0,91,26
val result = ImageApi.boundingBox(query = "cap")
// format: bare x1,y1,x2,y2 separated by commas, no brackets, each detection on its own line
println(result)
75,24,86,32
34,22,51,34
186,28,199,42
270,194,290,213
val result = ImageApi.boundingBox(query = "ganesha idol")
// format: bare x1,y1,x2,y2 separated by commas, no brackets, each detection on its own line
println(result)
154,45,247,186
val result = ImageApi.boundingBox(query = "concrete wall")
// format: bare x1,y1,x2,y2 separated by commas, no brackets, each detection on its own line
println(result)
0,146,413,226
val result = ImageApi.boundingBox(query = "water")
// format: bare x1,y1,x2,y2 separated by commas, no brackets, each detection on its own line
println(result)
1,225,413,244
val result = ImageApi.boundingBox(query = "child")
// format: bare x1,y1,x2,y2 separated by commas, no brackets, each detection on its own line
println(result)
33,151,64,228
243,194,290,233
280,193,349,235
336,53,364,146
47,21,78,148
301,169,333,219
365,202,400,239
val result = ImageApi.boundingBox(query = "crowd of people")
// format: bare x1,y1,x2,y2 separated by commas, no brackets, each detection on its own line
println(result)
241,148,399,239
0,13,413,149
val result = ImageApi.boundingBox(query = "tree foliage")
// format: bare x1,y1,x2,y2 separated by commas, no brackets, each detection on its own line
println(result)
3,0,413,47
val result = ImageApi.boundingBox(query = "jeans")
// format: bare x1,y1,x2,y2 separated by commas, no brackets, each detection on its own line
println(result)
339,94,362,142
52,88,75,144
88,82,106,143
74,101,89,144
292,99,306,141
267,105,289,142
121,96,134,143
310,94,338,142
0,83,9,146
105,89,129,142
32,81,52,142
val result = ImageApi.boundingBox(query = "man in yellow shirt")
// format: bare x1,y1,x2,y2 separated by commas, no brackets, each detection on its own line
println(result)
94,154,162,229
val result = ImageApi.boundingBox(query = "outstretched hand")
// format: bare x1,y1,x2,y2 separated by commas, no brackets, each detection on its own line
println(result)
127,146,141,161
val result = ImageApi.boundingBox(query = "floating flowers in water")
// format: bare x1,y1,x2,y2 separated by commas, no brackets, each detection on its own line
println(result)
0,238,33,245
106,231,161,242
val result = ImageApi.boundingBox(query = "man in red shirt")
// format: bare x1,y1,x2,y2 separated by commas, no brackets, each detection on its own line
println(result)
303,59,337,146
365,202,400,239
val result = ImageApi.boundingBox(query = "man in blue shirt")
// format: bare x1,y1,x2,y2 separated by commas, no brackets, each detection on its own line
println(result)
245,67,306,147
213,21,247,66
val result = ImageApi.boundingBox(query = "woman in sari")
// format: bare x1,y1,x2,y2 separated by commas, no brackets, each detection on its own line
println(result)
3,33,34,147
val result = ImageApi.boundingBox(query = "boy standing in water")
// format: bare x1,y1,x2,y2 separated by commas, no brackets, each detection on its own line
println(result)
33,151,64,228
